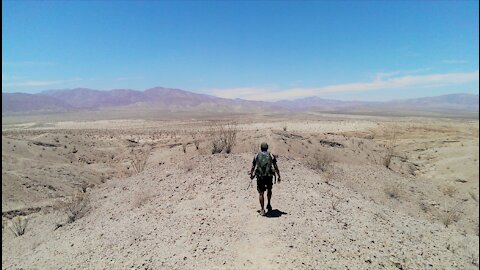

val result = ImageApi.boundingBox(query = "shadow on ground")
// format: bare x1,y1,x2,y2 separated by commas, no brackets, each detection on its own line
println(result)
266,209,287,218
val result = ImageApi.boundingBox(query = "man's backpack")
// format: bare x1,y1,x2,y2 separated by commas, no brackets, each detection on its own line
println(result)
255,151,273,177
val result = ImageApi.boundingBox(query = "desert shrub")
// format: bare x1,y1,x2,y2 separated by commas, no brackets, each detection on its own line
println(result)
9,216,28,237
440,203,461,228
383,126,397,168
384,183,401,199
283,126,287,131
442,185,457,197
323,171,333,185
182,143,187,153
223,123,237,153
130,153,148,173
209,122,237,154
209,124,225,154
469,191,478,203
419,201,430,212
309,152,333,172
132,190,153,208
80,182,88,193
62,193,90,223
331,196,343,211
194,140,200,150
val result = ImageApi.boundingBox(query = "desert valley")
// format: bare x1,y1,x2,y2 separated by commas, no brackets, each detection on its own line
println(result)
2,88,479,269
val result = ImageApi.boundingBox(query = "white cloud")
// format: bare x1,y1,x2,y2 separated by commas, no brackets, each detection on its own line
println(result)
210,70,479,101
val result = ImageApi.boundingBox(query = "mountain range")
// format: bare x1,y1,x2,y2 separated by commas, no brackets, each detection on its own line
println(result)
2,87,479,117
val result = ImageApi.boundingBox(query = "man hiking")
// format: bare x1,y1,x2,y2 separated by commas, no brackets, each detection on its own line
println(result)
250,142,281,216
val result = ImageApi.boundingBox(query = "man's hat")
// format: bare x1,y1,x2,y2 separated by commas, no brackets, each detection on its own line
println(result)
261,142,268,150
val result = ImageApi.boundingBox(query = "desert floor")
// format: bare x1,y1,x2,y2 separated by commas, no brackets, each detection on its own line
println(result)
2,113,479,269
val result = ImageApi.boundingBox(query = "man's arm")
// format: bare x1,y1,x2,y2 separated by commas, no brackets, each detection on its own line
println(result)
249,156,256,179
272,155,281,182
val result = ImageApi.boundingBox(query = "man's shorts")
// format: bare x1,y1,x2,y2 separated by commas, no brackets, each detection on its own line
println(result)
257,176,273,193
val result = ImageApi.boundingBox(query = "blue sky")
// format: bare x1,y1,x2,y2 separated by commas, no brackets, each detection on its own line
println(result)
2,1,479,101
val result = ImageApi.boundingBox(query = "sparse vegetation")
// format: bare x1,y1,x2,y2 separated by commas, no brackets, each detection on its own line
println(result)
9,216,28,237
80,182,88,193
442,185,457,197
130,153,148,173
194,140,200,150
468,190,478,203
209,122,238,154
332,196,343,211
61,193,90,223
182,143,187,153
132,190,154,208
419,201,429,212
383,126,397,168
309,152,333,172
440,203,461,228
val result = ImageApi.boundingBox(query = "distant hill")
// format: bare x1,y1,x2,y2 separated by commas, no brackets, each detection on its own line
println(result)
385,93,479,109
42,88,148,109
2,93,73,114
275,96,379,110
275,93,479,117
2,88,478,117
2,87,283,115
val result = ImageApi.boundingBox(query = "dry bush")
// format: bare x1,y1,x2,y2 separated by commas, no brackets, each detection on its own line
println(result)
310,152,333,172
130,152,148,173
223,123,238,153
209,124,225,154
332,196,343,211
9,216,28,237
440,203,461,228
62,193,90,223
182,143,187,153
468,191,478,203
194,140,200,150
383,126,397,168
469,252,479,267
384,183,401,199
419,201,430,213
323,171,333,185
132,190,154,208
209,122,238,154
80,182,89,193
442,185,457,197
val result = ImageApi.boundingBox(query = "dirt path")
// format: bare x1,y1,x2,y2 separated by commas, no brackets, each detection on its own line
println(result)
232,149,287,269
233,212,281,269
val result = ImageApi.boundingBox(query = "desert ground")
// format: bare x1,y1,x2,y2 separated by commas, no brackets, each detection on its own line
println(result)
2,113,479,269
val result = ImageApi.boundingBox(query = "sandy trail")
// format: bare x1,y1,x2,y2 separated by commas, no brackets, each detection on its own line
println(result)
233,210,281,269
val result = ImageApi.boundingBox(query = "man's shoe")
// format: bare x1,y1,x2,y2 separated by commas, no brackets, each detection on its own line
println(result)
259,209,266,216
267,204,272,211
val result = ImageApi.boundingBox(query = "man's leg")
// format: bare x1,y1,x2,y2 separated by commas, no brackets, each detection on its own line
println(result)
267,189,272,207
266,176,273,211
259,191,265,210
